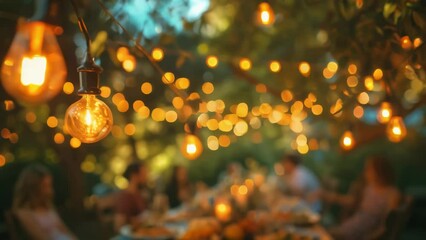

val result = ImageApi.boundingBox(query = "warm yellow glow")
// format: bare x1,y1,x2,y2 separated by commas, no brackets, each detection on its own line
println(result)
340,131,355,150
373,68,383,80
413,38,422,49
400,36,412,50
181,134,203,160
132,100,144,112
269,61,281,72
219,120,233,132
257,2,275,26
1,21,66,103
172,97,184,109
311,104,323,115
323,68,335,79
364,76,374,90
327,61,339,72
21,55,47,87
151,108,166,122
234,120,248,136
353,105,364,119
347,76,359,87
236,103,248,118
202,82,214,94
377,102,393,124
296,134,308,146
54,133,65,144
215,201,231,222
218,135,231,147
281,90,293,102
47,116,58,128
348,64,357,74
141,82,153,94
239,58,252,71
100,86,111,98
162,72,175,84
165,110,178,123
358,92,370,105
151,48,164,61
124,123,136,136
207,135,219,151
64,94,113,143
299,62,311,77
386,116,407,142
175,78,190,90
70,137,81,148
206,55,219,68
116,47,129,62
122,57,136,72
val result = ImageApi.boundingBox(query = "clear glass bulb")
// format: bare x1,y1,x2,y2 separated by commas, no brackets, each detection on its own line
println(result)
377,102,393,124
386,116,407,142
340,130,355,150
65,94,113,143
257,2,275,26
1,21,66,104
181,134,203,160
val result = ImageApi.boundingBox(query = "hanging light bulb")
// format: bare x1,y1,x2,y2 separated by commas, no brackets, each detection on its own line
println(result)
64,1,113,143
386,116,407,142
1,21,66,104
340,130,355,150
65,94,113,143
181,134,203,160
256,2,275,26
377,101,393,124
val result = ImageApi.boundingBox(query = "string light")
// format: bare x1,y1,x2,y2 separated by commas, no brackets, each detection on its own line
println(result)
340,130,355,150
256,2,275,26
1,21,66,104
386,116,407,142
377,101,393,124
181,134,203,160
64,0,113,144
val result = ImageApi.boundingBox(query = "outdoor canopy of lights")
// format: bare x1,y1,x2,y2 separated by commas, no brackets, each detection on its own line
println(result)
0,0,413,157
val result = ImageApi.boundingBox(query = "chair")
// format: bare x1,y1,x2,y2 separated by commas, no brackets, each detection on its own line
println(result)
378,195,414,240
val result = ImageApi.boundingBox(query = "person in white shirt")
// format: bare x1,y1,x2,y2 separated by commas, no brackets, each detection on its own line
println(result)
281,154,322,212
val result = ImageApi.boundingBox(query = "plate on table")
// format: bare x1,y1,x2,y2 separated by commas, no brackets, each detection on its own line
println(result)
119,225,175,240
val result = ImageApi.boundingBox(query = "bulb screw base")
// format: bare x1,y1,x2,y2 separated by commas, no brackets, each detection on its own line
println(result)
77,61,102,95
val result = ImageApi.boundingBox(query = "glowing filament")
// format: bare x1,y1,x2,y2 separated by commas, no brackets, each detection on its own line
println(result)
20,56,47,87
186,143,197,154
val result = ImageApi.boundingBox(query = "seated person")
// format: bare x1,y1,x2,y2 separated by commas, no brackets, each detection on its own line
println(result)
114,162,148,231
165,166,193,209
280,154,321,211
328,156,401,240
13,165,76,240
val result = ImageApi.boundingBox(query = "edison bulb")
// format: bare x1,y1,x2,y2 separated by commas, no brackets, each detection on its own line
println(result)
65,95,113,143
377,102,393,124
386,116,407,142
340,130,355,150
181,134,203,160
256,2,275,26
1,21,66,104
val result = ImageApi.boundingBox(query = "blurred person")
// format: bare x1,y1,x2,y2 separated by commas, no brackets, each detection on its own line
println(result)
13,165,76,240
280,154,321,211
114,162,149,231
165,166,193,209
329,156,401,240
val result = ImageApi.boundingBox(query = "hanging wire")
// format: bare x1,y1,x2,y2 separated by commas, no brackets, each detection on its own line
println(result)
93,0,188,100
69,0,93,63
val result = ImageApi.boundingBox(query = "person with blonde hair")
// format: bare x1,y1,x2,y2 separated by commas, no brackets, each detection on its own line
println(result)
13,164,76,240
